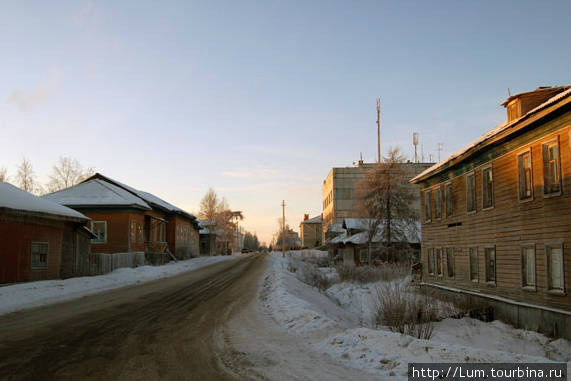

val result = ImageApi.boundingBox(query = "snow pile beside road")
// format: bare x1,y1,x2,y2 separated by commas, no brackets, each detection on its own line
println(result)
0,255,236,316
265,252,570,379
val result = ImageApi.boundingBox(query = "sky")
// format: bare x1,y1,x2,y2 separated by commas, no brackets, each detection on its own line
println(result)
1,1,570,244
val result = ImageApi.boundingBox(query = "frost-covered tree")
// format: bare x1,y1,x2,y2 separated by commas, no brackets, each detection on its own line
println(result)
15,158,42,194
198,188,243,253
356,147,419,263
0,167,8,182
46,156,95,192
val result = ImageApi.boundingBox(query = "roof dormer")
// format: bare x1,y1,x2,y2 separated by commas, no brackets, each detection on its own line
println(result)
502,86,568,123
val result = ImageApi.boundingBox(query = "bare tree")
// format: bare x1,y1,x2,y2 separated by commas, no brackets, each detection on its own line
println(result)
355,147,419,263
0,167,8,182
198,189,242,254
15,158,42,194
46,156,95,193
198,188,219,220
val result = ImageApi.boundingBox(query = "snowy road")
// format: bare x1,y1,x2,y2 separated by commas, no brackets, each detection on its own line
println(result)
0,254,265,381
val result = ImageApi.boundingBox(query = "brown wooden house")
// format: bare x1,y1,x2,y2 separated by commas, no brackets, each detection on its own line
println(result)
410,85,571,338
44,173,200,260
0,182,93,283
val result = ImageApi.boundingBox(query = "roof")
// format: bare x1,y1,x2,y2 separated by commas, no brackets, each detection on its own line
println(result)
301,214,322,224
328,219,420,245
500,86,568,106
411,86,571,184
84,173,197,221
1,182,89,221
342,218,376,231
43,179,151,210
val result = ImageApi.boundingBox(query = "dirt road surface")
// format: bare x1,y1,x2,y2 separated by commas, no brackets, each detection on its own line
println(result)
0,254,265,381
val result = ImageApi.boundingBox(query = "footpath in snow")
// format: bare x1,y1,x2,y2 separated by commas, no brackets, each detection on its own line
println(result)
262,251,571,380
0,255,237,316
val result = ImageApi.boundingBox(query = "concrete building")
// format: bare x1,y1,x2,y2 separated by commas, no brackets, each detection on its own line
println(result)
299,214,322,248
322,160,432,242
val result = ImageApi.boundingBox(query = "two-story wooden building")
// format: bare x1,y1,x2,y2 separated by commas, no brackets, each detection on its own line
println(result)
411,86,571,338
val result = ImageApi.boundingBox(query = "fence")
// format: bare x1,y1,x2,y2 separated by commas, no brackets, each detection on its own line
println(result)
89,252,146,275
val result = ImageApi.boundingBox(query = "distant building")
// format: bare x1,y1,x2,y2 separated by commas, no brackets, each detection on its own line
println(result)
0,182,93,283
44,173,200,261
198,219,217,256
410,85,571,339
322,160,432,242
299,214,322,248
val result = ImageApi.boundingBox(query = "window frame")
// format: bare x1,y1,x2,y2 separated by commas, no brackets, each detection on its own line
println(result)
517,148,534,202
445,182,453,218
545,242,565,295
481,165,494,210
436,248,443,277
446,247,454,278
542,137,562,197
30,241,49,269
520,243,536,291
427,248,435,275
130,220,137,243
424,190,432,223
469,247,479,282
90,221,107,244
484,245,496,285
466,171,476,214
433,186,442,220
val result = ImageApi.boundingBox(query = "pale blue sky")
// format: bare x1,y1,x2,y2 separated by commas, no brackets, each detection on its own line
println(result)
1,1,570,243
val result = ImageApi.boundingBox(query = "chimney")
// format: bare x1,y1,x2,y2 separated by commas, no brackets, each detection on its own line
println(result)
502,86,567,123
304,214,309,221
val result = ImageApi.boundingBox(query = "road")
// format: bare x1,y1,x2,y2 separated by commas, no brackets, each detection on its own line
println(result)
0,254,265,381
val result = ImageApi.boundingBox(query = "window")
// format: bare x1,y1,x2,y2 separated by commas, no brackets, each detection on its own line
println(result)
546,244,564,293
482,166,494,209
469,247,478,281
542,139,561,195
130,220,137,243
466,172,476,213
359,249,368,264
436,248,443,276
137,224,143,243
446,248,454,278
428,248,435,275
485,247,496,283
445,182,453,217
434,187,442,219
521,245,536,289
424,191,431,222
91,221,107,243
518,150,533,200
31,242,48,269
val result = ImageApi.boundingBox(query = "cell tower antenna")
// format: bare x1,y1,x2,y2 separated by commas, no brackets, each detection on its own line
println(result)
437,143,443,162
413,132,419,163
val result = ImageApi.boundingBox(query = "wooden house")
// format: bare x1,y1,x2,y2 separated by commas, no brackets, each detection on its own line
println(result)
199,219,217,256
0,182,93,283
299,214,323,248
44,173,200,261
410,85,571,338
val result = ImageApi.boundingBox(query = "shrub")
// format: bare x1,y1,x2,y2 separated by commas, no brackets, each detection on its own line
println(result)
300,264,331,291
336,263,408,284
375,283,439,339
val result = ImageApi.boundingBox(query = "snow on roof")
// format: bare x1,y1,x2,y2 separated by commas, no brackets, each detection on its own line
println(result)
411,86,571,183
327,223,345,233
330,219,420,245
342,218,376,231
86,174,196,220
0,182,89,221
43,179,151,210
301,215,322,224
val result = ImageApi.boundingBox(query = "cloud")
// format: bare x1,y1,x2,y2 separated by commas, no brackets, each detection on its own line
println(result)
222,168,279,179
6,68,62,112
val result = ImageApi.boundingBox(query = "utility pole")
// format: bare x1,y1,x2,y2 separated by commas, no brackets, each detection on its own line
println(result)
281,200,286,258
376,97,381,163
437,143,443,162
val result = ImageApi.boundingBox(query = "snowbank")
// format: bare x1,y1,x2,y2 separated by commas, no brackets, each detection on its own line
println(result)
264,252,570,379
0,255,236,316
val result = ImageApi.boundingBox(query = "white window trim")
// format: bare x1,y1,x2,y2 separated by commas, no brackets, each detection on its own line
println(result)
91,221,107,244
481,164,494,211
31,241,49,270
520,243,537,291
545,242,565,295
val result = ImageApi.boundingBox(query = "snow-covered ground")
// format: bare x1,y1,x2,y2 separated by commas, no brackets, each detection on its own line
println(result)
0,255,237,316
263,251,571,379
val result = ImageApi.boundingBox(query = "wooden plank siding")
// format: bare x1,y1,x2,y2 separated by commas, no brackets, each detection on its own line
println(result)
419,114,571,312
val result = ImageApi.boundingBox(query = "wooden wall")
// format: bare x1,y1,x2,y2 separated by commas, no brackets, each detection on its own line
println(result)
419,117,571,311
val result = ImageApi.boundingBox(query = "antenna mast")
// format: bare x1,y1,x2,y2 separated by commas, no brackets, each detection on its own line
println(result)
413,132,419,163
376,97,381,163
